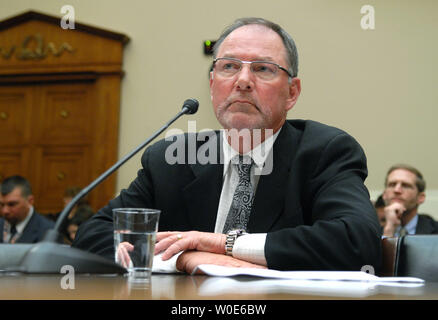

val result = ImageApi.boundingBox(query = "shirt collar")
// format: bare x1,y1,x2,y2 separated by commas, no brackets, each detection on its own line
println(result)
222,128,281,176
15,206,34,235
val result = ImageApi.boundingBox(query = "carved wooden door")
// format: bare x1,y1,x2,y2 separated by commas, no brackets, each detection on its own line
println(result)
0,11,129,214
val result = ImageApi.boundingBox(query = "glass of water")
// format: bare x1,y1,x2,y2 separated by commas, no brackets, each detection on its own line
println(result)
113,208,160,282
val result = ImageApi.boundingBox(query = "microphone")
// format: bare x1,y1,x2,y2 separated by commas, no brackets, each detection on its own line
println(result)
0,99,199,274
182,98,199,114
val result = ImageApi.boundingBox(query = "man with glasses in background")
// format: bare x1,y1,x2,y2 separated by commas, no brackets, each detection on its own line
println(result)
73,17,381,273
382,164,438,237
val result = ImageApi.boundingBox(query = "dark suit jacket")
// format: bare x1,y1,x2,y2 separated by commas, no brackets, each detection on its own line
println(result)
416,214,438,234
73,120,382,271
0,210,54,243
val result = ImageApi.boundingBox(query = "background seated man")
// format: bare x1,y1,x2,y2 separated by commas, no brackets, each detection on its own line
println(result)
0,175,54,244
60,186,94,243
382,164,438,237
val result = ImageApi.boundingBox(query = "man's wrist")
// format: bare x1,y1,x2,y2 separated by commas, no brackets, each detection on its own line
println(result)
383,224,396,237
219,233,227,254
225,229,248,256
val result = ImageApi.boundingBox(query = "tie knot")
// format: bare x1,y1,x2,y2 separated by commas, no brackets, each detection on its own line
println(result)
233,155,253,176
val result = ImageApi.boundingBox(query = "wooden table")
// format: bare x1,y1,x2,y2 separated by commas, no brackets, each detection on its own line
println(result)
0,273,437,300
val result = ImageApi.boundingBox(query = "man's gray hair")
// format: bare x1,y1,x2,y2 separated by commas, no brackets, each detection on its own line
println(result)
213,17,299,78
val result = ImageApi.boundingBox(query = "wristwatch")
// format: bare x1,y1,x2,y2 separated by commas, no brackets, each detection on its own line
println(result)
225,229,248,256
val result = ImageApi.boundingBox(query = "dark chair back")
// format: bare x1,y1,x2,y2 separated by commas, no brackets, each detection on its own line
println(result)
394,235,438,281
380,237,399,277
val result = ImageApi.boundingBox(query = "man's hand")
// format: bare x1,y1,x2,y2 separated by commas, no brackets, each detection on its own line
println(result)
383,202,406,237
176,251,267,274
115,241,134,268
154,231,227,260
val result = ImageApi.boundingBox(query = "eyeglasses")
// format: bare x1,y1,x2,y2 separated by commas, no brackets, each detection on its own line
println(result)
213,57,293,80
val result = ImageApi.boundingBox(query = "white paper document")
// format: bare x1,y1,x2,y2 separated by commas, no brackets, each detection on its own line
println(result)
198,277,378,298
194,264,425,283
195,264,425,298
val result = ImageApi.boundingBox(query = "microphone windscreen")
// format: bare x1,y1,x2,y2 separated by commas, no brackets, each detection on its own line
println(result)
182,98,199,114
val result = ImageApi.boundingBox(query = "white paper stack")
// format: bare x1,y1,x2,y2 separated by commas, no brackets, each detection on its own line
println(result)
194,264,425,298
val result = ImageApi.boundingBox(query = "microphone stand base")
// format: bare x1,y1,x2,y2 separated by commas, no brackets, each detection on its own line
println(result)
1,242,126,274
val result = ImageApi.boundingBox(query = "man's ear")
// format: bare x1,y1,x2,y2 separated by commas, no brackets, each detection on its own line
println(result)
417,192,426,206
27,194,34,206
285,77,301,112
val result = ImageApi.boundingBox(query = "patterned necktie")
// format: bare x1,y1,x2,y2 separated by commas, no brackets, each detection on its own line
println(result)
9,225,17,243
223,155,254,233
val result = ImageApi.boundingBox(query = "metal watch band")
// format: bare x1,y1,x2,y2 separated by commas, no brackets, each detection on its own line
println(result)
225,229,247,256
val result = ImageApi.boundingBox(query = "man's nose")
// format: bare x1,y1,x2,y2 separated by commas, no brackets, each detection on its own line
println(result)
235,65,254,91
394,183,403,193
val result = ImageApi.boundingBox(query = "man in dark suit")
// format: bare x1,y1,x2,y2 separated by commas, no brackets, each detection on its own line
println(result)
382,164,438,237
73,17,381,273
0,175,54,244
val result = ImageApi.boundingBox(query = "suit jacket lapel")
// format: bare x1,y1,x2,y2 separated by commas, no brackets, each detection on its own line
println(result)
248,122,298,233
416,215,435,234
182,131,223,232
